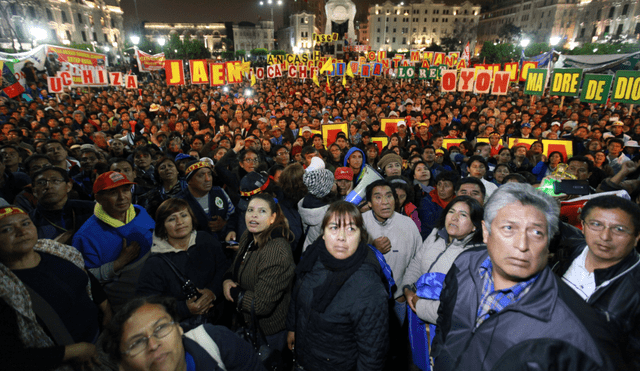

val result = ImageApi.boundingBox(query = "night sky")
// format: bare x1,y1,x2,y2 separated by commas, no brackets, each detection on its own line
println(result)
120,0,488,32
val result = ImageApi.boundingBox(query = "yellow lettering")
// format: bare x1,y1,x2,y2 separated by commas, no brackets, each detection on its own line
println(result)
633,78,640,101
614,77,628,99
169,62,182,83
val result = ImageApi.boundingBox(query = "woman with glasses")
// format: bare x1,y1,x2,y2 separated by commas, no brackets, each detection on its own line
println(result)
102,296,265,371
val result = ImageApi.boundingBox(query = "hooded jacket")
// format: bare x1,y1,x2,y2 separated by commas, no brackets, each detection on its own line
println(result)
431,249,622,371
344,147,366,186
298,195,330,251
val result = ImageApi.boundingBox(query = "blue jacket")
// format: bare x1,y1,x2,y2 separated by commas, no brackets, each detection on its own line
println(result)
431,249,621,371
30,199,95,240
72,205,155,270
344,147,366,186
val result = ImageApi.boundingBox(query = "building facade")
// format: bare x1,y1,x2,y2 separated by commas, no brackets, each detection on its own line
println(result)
143,22,228,52
0,0,124,52
367,0,481,52
232,21,274,52
477,0,580,48
572,0,640,45
276,12,316,53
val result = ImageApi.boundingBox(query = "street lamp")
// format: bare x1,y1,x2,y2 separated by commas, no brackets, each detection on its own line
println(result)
131,35,140,45
259,0,282,24
157,37,166,47
30,27,47,48
549,36,561,46
520,38,530,48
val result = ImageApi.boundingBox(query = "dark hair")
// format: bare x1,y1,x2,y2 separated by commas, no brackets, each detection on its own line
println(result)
581,195,640,236
279,163,307,203
387,176,415,207
436,195,484,243
102,296,179,364
547,151,565,164
455,177,486,198
410,160,433,186
108,157,133,168
32,165,70,183
366,179,398,206
154,156,177,182
23,154,51,172
435,170,459,187
154,198,198,239
567,155,594,173
503,173,528,184
467,155,488,172
320,201,370,245
247,193,293,248
133,146,152,157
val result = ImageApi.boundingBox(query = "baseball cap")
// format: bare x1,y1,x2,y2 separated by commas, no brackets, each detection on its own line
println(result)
334,167,354,181
301,126,312,134
397,121,407,127
93,171,135,194
551,121,561,127
521,122,531,129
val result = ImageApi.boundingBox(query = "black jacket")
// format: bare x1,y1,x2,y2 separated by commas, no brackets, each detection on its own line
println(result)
552,238,640,370
286,246,389,371
432,249,622,371
136,232,229,319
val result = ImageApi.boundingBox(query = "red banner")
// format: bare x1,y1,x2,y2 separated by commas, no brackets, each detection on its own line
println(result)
136,48,165,72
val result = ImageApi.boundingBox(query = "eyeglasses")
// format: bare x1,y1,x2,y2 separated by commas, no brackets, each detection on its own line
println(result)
244,158,259,163
584,220,633,236
34,179,66,187
123,321,176,357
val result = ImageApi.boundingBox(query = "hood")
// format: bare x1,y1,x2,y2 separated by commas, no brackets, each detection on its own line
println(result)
344,147,366,175
151,231,197,253
298,197,329,226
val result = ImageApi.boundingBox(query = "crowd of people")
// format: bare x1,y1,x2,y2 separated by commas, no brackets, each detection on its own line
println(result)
0,67,639,371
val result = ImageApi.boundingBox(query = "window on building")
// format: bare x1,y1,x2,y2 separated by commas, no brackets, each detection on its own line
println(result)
93,32,97,41
104,33,108,41
394,17,397,22
402,37,406,44
580,27,585,37
622,4,628,16
81,31,87,42
433,28,436,33
608,7,615,18
392,37,396,42
386,26,388,32
636,22,640,34
46,8,53,21
378,17,381,22
111,18,115,28
114,35,118,42
616,24,623,35
393,28,396,32
62,11,68,23
77,13,83,24
423,27,426,31
425,9,428,14
9,3,18,16
50,29,57,41
424,18,427,22
66,30,71,40
596,9,601,20
592,25,597,37
413,28,416,32
377,28,381,33
604,25,610,34
377,37,380,42
28,6,36,18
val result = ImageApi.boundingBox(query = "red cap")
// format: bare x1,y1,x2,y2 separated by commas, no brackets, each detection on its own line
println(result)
334,167,354,181
93,171,136,194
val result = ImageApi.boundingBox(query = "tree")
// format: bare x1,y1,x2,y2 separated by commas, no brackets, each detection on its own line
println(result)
440,37,462,52
478,41,520,64
235,50,246,59
250,48,268,58
221,51,234,60
183,38,210,59
498,23,522,43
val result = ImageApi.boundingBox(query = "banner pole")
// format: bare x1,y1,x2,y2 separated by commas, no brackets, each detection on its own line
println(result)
559,95,565,109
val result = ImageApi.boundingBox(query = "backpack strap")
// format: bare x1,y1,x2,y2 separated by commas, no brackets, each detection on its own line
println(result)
24,284,74,346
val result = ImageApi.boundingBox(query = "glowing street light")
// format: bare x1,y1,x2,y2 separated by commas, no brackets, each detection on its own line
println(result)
520,38,530,48
549,36,561,46
30,27,47,41
157,37,166,47
244,89,252,96
130,35,140,45
103,46,110,52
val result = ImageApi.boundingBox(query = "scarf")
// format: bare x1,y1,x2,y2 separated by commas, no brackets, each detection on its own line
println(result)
429,188,449,209
295,237,369,313
0,240,91,371
94,203,136,228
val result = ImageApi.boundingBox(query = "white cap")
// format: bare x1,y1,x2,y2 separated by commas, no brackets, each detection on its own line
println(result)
306,157,326,172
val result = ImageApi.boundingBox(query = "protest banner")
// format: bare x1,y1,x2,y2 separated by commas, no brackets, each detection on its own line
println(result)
189,60,210,84
524,68,548,96
508,138,573,159
321,123,349,147
45,45,107,86
135,48,165,72
370,137,389,154
579,74,613,104
380,118,404,137
442,138,465,150
165,60,185,85
550,68,583,97
610,70,640,104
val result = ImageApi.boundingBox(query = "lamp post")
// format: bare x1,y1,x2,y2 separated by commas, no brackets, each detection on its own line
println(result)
549,36,560,46
131,35,140,46
158,37,166,47
29,27,47,48
520,38,530,48
259,0,282,24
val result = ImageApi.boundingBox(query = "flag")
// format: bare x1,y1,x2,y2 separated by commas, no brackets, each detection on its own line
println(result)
461,42,470,61
342,73,346,86
312,70,320,87
240,58,251,74
320,57,334,74
251,72,256,87
346,65,354,78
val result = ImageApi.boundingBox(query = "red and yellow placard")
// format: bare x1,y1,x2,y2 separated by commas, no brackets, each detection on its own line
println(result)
321,123,348,148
